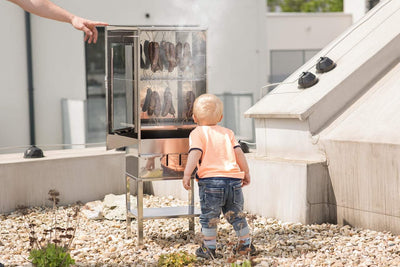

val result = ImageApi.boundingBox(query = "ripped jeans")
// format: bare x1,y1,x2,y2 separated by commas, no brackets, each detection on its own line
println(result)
198,177,249,238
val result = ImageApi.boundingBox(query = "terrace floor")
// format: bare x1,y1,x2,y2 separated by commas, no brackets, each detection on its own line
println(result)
1,194,400,266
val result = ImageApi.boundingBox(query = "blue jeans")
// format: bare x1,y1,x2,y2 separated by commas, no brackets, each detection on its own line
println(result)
198,177,249,238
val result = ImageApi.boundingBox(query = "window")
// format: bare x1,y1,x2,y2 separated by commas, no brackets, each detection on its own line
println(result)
269,49,319,90
85,27,106,143
368,0,380,10
216,93,255,143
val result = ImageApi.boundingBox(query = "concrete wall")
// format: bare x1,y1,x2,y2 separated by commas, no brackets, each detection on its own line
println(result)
254,118,325,161
0,0,268,149
0,147,125,213
322,140,400,233
151,154,335,225
244,155,335,224
318,60,400,234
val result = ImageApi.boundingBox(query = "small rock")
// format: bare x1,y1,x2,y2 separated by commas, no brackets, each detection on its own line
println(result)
81,200,104,220
103,194,136,220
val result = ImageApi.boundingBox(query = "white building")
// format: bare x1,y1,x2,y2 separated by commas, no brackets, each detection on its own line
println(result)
0,0,268,151
0,0,361,153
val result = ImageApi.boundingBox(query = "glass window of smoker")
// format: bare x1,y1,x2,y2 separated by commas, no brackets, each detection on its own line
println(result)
138,30,206,135
107,28,207,139
107,30,136,136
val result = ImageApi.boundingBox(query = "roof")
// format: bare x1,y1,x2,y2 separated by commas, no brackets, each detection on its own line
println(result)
245,0,400,134
320,61,400,145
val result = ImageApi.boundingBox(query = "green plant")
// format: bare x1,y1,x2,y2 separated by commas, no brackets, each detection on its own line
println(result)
158,251,197,267
17,189,81,267
231,260,252,267
29,243,75,267
267,0,343,12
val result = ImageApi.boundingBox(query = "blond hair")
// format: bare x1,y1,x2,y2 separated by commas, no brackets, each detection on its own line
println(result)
193,94,223,125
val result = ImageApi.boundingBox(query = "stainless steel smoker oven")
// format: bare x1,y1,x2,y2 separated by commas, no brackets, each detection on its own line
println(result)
105,26,206,244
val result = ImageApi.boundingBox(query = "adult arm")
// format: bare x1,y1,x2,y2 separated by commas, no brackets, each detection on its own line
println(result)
234,147,251,187
7,0,108,43
182,149,202,190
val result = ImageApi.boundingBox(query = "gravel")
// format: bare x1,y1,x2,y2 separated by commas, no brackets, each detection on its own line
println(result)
1,194,400,266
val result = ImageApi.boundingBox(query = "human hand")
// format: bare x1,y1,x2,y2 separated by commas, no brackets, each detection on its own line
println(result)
146,158,155,171
182,175,191,190
71,16,108,44
242,173,250,187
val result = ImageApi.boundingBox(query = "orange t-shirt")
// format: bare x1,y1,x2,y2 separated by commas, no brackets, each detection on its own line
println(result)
189,125,244,179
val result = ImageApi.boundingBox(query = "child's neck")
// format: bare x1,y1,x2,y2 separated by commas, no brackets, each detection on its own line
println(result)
198,123,217,126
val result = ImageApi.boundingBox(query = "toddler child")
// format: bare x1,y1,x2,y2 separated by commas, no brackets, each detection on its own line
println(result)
182,93,256,259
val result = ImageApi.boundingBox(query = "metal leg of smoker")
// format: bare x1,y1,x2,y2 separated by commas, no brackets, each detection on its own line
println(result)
189,177,195,232
137,179,144,246
126,175,131,238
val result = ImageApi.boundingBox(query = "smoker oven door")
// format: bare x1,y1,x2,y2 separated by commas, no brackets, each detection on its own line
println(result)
106,29,139,141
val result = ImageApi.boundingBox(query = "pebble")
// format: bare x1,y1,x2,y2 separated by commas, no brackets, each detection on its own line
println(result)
1,195,400,266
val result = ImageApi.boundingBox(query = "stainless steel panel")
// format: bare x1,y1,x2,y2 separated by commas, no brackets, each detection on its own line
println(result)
125,45,134,129
139,138,189,154
126,152,187,180
106,134,138,150
134,35,139,134
106,25,207,32
129,206,201,219
126,156,139,178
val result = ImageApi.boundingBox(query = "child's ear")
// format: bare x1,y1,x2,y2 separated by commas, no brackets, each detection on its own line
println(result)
218,115,223,122
192,114,198,123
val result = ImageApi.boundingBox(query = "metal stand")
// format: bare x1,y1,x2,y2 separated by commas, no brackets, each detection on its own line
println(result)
126,172,200,245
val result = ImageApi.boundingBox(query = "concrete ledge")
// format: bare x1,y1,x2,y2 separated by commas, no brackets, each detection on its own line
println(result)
0,148,336,226
0,147,126,213
152,154,335,225
243,154,335,224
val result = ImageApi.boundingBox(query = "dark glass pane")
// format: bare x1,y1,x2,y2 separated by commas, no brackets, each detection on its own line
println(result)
368,0,380,10
112,43,134,132
85,27,106,143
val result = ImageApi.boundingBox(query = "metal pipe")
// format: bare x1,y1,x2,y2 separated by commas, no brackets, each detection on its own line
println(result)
24,12,35,145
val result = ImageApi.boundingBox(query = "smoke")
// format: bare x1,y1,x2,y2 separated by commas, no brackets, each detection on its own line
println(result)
167,0,235,27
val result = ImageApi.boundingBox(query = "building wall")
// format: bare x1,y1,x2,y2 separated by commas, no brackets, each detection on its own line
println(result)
267,13,352,51
31,13,87,147
265,13,352,88
0,0,268,149
0,3,30,149
344,0,367,22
